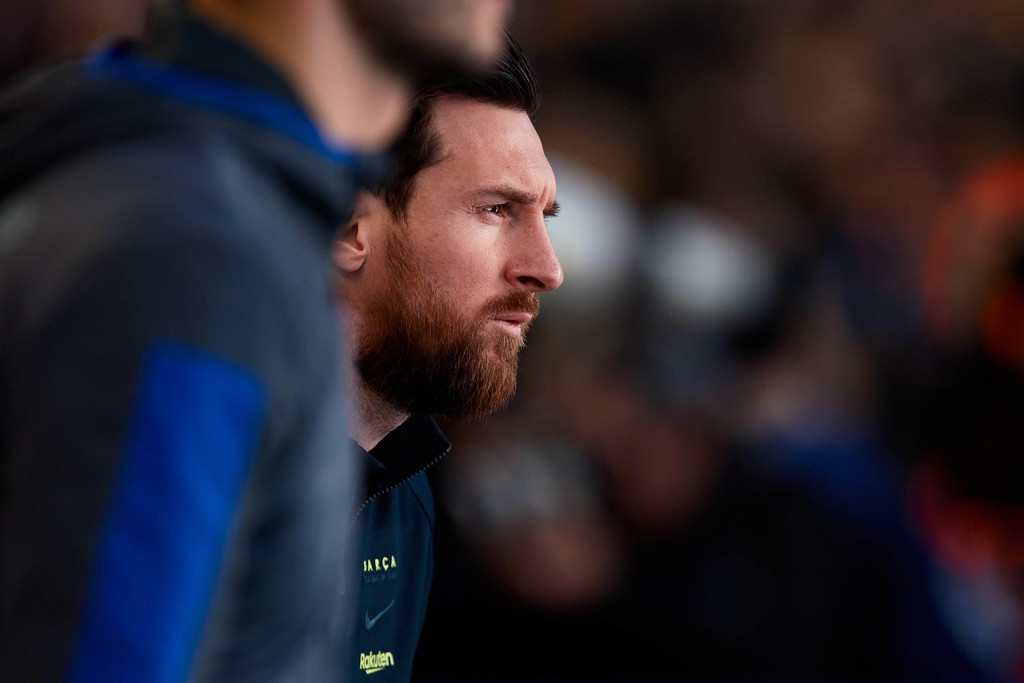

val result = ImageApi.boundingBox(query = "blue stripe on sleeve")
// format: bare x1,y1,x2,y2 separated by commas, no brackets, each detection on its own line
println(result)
85,45,358,166
66,342,267,683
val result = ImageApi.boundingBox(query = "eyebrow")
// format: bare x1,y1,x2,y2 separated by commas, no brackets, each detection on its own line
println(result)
473,185,560,218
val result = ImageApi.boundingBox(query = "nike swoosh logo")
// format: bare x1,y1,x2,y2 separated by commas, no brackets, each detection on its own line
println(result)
365,599,395,630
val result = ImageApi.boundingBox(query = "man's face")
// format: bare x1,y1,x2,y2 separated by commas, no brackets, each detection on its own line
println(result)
356,96,562,418
344,0,513,87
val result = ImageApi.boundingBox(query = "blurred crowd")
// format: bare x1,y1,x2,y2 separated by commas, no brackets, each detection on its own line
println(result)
415,1,1024,681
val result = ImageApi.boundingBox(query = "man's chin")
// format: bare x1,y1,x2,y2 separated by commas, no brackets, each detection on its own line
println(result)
485,326,525,355
444,353,520,419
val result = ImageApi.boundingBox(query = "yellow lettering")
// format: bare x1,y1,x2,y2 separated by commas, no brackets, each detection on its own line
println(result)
359,650,395,674
362,556,399,575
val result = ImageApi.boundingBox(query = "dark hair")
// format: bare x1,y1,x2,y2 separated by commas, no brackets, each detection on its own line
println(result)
373,32,541,219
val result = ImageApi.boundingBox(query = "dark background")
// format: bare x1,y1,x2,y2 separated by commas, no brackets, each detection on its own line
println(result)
417,1,1024,681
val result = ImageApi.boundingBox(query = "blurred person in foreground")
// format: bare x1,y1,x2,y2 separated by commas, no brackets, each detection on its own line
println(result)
0,0,511,680
333,35,563,681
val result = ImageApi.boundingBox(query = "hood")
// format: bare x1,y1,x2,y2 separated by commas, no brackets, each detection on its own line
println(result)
0,45,386,228
0,58,131,200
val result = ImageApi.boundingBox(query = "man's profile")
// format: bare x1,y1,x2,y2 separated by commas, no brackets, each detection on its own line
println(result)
334,35,562,681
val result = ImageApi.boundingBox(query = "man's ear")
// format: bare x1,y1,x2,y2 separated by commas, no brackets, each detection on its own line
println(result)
333,189,385,274
333,189,387,274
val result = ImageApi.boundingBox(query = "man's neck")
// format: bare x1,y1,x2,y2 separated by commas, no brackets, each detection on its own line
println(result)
190,0,409,150
351,381,410,452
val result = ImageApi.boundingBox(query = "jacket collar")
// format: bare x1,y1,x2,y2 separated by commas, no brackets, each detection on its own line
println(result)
75,11,388,232
87,12,359,166
143,14,299,106
361,415,451,498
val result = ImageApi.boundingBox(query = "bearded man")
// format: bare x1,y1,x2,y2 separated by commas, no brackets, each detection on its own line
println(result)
333,36,562,681
0,1,512,681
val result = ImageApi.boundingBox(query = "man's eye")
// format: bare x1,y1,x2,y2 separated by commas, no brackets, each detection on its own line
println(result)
483,205,506,216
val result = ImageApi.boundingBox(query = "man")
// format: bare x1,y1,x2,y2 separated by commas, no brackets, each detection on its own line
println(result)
0,1,510,681
333,36,563,680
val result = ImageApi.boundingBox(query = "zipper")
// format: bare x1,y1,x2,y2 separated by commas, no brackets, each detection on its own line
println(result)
352,444,450,523
335,443,448,609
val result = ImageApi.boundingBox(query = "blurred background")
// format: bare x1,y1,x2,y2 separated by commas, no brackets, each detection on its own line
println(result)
5,0,1024,680
418,1,1024,681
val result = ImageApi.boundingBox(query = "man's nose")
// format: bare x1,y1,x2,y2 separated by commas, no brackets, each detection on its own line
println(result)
506,217,563,292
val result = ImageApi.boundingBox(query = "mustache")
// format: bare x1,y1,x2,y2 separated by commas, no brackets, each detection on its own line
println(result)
479,291,541,321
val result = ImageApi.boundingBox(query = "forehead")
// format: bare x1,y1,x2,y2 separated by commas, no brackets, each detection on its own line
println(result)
421,96,555,198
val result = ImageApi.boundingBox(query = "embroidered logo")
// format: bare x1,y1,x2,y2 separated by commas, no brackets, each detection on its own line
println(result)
364,599,395,630
363,554,399,585
359,650,395,675
363,555,398,572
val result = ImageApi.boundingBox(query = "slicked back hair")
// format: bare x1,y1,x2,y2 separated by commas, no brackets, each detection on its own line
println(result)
373,33,540,220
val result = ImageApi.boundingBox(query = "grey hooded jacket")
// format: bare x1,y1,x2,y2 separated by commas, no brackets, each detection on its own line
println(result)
0,17,374,682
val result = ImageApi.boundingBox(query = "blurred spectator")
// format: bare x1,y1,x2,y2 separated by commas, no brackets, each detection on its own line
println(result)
897,157,1024,680
907,353,1024,680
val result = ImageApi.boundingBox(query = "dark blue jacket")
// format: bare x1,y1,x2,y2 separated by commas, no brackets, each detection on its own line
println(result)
350,416,450,681
0,16,377,682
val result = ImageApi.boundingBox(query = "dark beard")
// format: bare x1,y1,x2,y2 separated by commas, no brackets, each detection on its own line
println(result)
356,230,539,419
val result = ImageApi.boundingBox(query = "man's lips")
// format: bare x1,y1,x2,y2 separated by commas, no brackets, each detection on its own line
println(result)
489,311,534,336
495,311,533,325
